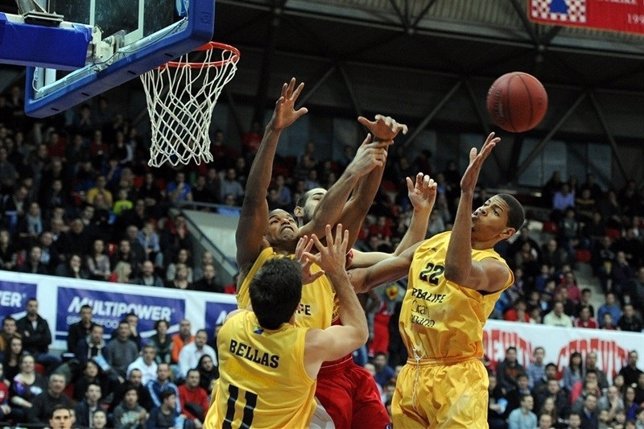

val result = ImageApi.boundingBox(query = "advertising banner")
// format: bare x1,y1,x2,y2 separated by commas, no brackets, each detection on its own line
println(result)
529,0,644,35
0,279,37,320
56,287,186,342
484,319,643,381
204,301,238,334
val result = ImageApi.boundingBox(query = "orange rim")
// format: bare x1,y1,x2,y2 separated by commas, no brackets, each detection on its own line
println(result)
163,41,240,69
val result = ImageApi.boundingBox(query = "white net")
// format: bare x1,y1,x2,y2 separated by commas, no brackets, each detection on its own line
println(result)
140,42,239,167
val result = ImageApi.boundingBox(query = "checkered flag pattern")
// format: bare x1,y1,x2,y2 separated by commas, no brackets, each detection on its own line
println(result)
530,0,587,23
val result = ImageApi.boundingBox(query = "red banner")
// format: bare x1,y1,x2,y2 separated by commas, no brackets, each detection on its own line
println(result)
528,0,644,35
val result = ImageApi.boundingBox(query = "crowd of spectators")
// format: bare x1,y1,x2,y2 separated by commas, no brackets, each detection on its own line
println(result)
0,82,642,428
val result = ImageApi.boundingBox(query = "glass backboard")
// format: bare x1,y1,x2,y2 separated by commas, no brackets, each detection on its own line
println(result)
24,0,215,118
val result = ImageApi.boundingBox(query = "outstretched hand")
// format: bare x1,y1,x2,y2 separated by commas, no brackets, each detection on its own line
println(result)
357,114,408,142
268,77,309,132
346,133,390,177
406,173,437,212
303,224,349,279
460,132,500,193
295,235,324,285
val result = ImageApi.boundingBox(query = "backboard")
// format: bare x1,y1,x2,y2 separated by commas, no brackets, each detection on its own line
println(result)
23,0,215,118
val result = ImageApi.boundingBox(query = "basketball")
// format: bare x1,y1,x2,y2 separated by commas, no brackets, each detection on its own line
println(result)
486,72,548,133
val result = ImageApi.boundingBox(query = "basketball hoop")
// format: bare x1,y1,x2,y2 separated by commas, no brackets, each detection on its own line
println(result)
140,42,240,167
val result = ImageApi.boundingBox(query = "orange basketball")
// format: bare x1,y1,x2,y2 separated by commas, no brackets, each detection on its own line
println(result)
487,72,548,133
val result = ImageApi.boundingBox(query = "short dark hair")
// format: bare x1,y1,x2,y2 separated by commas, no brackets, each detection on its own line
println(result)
160,389,176,401
154,319,169,330
49,404,71,419
80,304,93,312
498,193,525,231
249,258,302,330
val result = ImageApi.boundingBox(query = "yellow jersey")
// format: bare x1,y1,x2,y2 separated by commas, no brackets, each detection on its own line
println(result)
237,246,336,329
401,231,513,362
204,310,316,428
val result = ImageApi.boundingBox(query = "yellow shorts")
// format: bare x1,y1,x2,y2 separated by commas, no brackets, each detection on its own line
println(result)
391,357,489,429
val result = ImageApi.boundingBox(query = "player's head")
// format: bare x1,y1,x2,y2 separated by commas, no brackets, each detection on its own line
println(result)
471,193,524,243
249,258,302,329
265,209,299,247
294,188,327,224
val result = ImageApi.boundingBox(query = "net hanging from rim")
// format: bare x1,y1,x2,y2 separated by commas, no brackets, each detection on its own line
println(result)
140,42,240,167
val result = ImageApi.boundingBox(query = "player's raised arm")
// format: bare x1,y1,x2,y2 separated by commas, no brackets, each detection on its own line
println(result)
348,243,418,294
302,224,368,375
236,78,308,268
298,133,388,239
349,172,436,268
444,132,513,293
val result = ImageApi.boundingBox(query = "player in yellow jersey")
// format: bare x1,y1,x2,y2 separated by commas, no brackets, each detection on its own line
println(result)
234,78,409,428
205,224,368,429
349,132,525,429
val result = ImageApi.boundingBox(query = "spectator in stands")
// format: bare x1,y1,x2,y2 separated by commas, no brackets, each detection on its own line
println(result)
0,316,17,357
527,347,547,389
166,263,192,290
74,324,109,366
110,261,133,284
0,229,18,271
148,319,173,365
575,306,598,329
133,259,164,287
533,363,559,399
26,373,73,425
166,171,193,204
535,378,569,420
218,168,244,204
373,352,394,389
196,354,218,392
73,360,112,403
192,263,223,293
112,239,143,279
597,292,622,328
619,351,643,387
618,304,643,332
575,288,595,318
178,329,216,380
92,409,108,429
55,253,90,279
73,382,102,428
137,220,161,265
542,171,563,208
0,363,9,423
146,389,182,429
544,301,573,328
16,297,60,372
47,404,73,429
9,353,47,422
171,319,193,364
59,218,90,259
611,251,635,296
147,362,180,415
487,374,509,429
166,248,193,283
542,239,571,273
584,351,609,390
597,385,625,422
553,183,575,214
3,336,22,382
37,231,61,272
571,375,602,412
625,267,644,313
127,344,158,386
125,225,147,265
86,239,111,280
18,245,49,274
192,251,214,283
497,347,526,392
636,373,644,405
507,373,533,415
508,394,537,429
580,393,599,429
112,384,148,429
179,368,208,426
562,352,584,394
537,412,554,429
601,313,618,330
106,320,139,380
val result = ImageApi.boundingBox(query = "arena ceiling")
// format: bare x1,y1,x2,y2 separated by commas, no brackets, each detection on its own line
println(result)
215,0,644,184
